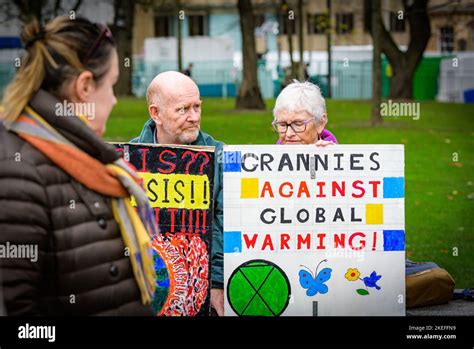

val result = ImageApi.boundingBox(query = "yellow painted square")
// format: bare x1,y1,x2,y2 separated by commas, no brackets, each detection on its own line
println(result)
366,204,383,224
241,178,259,198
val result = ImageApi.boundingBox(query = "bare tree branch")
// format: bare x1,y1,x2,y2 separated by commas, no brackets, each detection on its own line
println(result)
72,0,83,13
53,0,61,16
0,2,18,24
12,0,48,23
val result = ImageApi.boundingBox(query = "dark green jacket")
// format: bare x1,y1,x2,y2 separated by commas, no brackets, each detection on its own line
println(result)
131,119,224,288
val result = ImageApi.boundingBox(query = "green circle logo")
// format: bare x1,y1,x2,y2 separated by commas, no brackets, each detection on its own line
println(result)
227,259,291,316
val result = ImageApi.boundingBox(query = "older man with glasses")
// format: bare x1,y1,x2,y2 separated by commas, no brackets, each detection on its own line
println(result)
273,80,338,146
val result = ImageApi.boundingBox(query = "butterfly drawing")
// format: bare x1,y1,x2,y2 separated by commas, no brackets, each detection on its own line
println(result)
298,259,332,296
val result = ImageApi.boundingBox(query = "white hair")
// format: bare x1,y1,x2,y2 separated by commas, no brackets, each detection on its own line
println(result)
273,80,326,123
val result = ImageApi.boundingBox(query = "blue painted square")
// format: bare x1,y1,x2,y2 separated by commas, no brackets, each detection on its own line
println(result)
223,151,241,172
224,231,242,253
383,177,405,198
383,230,405,251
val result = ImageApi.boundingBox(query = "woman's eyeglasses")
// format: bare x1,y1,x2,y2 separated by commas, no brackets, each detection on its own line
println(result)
83,23,113,64
272,118,315,134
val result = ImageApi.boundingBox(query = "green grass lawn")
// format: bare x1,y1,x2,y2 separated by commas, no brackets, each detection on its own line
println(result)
106,97,474,288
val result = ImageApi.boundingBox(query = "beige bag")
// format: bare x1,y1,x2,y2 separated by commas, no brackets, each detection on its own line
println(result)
406,267,455,308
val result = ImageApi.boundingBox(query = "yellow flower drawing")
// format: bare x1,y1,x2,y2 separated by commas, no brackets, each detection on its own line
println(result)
345,268,360,281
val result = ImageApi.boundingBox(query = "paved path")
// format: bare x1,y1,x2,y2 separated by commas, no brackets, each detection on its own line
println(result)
407,299,474,316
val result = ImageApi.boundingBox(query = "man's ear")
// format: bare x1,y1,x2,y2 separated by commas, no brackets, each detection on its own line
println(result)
149,104,162,126
73,70,95,102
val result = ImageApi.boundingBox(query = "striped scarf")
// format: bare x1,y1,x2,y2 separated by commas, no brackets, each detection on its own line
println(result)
7,106,157,304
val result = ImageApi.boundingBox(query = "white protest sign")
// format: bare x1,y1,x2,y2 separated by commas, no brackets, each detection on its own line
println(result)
223,145,405,316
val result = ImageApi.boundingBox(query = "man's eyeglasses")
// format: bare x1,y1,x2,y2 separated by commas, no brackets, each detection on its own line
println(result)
272,118,315,134
83,23,113,64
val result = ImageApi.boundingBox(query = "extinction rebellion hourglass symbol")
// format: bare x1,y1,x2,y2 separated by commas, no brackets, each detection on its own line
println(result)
227,259,291,316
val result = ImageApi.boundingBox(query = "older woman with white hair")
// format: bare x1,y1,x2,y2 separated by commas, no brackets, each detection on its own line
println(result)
273,80,338,145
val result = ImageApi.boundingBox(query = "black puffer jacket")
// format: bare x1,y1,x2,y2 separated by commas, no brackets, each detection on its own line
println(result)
0,90,154,316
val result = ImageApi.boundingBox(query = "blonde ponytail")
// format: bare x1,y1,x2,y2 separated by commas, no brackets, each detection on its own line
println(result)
1,20,50,124
1,16,115,125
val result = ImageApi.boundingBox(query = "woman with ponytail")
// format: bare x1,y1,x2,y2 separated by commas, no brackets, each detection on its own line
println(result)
0,16,156,316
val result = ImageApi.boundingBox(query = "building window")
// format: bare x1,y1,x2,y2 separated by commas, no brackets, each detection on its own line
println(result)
336,13,353,34
307,13,328,34
440,26,454,53
155,15,174,37
188,15,208,36
389,11,405,32
279,14,296,35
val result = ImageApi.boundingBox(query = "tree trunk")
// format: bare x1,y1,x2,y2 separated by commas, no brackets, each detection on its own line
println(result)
111,0,135,96
282,0,295,78
177,0,183,72
389,63,414,99
236,0,265,110
297,0,304,80
371,0,382,126
368,0,430,99
287,23,295,78
326,0,332,98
